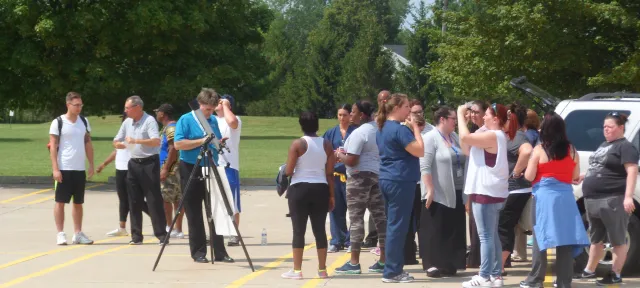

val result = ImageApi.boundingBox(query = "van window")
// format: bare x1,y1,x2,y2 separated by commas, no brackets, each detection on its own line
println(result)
564,110,631,152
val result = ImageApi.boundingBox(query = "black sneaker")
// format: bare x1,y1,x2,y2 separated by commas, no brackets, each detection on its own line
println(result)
596,271,622,286
519,280,543,288
574,270,596,279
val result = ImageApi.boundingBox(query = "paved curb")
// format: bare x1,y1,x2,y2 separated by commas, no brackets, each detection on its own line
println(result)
0,176,274,187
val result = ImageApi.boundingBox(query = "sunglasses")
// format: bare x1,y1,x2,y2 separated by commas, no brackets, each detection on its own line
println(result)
608,111,621,118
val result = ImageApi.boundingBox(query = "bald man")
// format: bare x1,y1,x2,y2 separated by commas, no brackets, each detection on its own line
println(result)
377,90,390,108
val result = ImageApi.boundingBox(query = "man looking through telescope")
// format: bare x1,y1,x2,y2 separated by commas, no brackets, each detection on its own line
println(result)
174,88,234,264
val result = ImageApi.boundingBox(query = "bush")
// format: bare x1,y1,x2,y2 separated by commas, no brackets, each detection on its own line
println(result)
244,99,280,116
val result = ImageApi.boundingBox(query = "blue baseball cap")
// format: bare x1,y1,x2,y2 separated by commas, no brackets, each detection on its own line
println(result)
221,94,235,110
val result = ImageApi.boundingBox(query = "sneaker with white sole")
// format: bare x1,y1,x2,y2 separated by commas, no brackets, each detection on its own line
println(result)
382,271,414,283
106,228,128,237
490,275,504,287
56,232,67,245
462,275,492,287
281,269,303,280
170,230,184,239
370,247,381,256
72,232,94,245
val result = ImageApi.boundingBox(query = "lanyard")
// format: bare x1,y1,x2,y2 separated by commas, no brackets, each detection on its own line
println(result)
438,130,461,170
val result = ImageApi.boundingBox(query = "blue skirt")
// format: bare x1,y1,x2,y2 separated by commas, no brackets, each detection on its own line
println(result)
532,177,590,257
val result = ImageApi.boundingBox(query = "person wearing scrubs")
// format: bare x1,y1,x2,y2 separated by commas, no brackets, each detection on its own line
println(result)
323,104,357,252
375,93,424,283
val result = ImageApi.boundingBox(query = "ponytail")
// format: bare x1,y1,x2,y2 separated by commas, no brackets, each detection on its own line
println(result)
506,113,519,140
376,93,408,130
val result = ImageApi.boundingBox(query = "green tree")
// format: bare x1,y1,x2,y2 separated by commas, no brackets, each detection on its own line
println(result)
0,0,273,115
428,0,640,102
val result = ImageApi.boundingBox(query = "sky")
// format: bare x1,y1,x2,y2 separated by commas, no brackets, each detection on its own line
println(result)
404,0,435,29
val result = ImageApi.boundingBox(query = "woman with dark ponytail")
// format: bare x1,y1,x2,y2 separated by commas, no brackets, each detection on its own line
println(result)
375,93,424,283
323,104,356,252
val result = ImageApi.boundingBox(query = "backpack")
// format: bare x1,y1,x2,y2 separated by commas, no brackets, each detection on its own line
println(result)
275,164,290,197
47,115,89,152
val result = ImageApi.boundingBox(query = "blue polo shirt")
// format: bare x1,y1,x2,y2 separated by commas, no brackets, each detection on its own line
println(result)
375,120,419,182
175,112,222,166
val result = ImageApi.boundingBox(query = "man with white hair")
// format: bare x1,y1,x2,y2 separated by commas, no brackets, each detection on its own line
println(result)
113,95,168,245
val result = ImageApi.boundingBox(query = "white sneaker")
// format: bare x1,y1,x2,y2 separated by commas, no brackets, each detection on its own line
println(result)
72,232,94,245
170,230,184,239
490,276,504,287
462,275,492,287
106,228,128,237
56,232,67,245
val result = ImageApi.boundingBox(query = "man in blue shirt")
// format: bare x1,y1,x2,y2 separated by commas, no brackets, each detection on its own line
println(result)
174,88,234,264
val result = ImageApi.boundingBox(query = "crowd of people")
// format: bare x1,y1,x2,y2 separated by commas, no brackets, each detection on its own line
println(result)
282,90,639,287
48,89,242,264
47,88,639,287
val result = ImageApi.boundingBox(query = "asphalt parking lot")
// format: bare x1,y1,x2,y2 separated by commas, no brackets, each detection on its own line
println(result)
0,184,637,287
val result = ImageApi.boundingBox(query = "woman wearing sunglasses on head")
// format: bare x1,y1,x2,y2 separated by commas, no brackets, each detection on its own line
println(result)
575,111,639,286
457,103,510,288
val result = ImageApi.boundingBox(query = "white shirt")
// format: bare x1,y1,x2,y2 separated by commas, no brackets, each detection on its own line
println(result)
291,136,328,185
49,115,91,171
464,130,509,199
115,149,131,170
216,115,242,171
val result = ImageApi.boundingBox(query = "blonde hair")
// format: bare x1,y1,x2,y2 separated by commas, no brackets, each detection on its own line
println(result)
376,93,408,130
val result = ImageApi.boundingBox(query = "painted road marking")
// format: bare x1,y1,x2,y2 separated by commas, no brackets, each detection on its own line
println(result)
225,242,317,288
0,236,126,270
0,238,153,288
1,184,103,205
301,250,352,288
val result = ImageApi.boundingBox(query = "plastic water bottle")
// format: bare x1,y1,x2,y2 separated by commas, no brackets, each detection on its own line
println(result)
261,228,267,246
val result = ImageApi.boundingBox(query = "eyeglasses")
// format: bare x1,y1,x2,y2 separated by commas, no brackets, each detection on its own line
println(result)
411,111,424,115
469,109,481,115
491,103,497,112
124,104,138,110
608,111,621,118
68,103,83,108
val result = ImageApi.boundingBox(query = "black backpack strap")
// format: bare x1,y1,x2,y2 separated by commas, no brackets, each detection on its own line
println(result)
79,115,89,134
56,116,62,146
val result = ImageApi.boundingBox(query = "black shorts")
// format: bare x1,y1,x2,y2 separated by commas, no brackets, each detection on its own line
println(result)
55,170,87,204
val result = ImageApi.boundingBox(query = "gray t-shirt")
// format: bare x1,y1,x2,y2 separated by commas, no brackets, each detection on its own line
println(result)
507,130,532,192
344,121,380,176
114,112,160,158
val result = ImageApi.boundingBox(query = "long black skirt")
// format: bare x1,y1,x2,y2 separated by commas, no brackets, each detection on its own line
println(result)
418,189,467,271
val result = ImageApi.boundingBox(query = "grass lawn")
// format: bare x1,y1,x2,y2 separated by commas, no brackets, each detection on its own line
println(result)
0,115,336,182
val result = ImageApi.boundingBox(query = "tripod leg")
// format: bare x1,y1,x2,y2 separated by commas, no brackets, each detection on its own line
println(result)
203,179,216,265
207,155,255,272
152,150,203,271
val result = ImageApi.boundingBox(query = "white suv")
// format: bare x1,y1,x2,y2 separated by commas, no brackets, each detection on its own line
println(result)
511,77,640,275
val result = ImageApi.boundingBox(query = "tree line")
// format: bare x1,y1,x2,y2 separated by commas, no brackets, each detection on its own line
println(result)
0,0,639,119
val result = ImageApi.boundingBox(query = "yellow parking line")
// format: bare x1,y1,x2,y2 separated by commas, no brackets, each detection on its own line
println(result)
26,196,54,205
0,188,51,204
1,183,103,205
0,236,126,270
301,250,352,288
0,238,153,288
24,184,103,205
225,242,317,288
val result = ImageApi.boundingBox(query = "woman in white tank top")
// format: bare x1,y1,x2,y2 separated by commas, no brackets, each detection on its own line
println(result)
281,111,336,280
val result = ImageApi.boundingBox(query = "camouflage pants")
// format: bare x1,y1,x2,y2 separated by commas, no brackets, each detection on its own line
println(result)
161,171,182,203
346,171,386,252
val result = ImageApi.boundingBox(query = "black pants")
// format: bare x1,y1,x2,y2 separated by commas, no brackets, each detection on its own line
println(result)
498,193,532,253
180,161,228,260
403,184,422,263
288,182,329,249
366,214,378,244
127,155,167,242
116,169,149,223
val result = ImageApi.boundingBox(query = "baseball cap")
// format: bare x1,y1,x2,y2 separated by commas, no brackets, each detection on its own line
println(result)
221,94,235,110
154,103,174,116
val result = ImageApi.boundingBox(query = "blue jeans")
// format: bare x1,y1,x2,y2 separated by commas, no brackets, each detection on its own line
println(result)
329,176,350,247
380,179,415,279
472,201,505,279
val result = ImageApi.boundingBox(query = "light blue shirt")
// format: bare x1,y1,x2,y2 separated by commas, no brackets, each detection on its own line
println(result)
174,112,222,166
